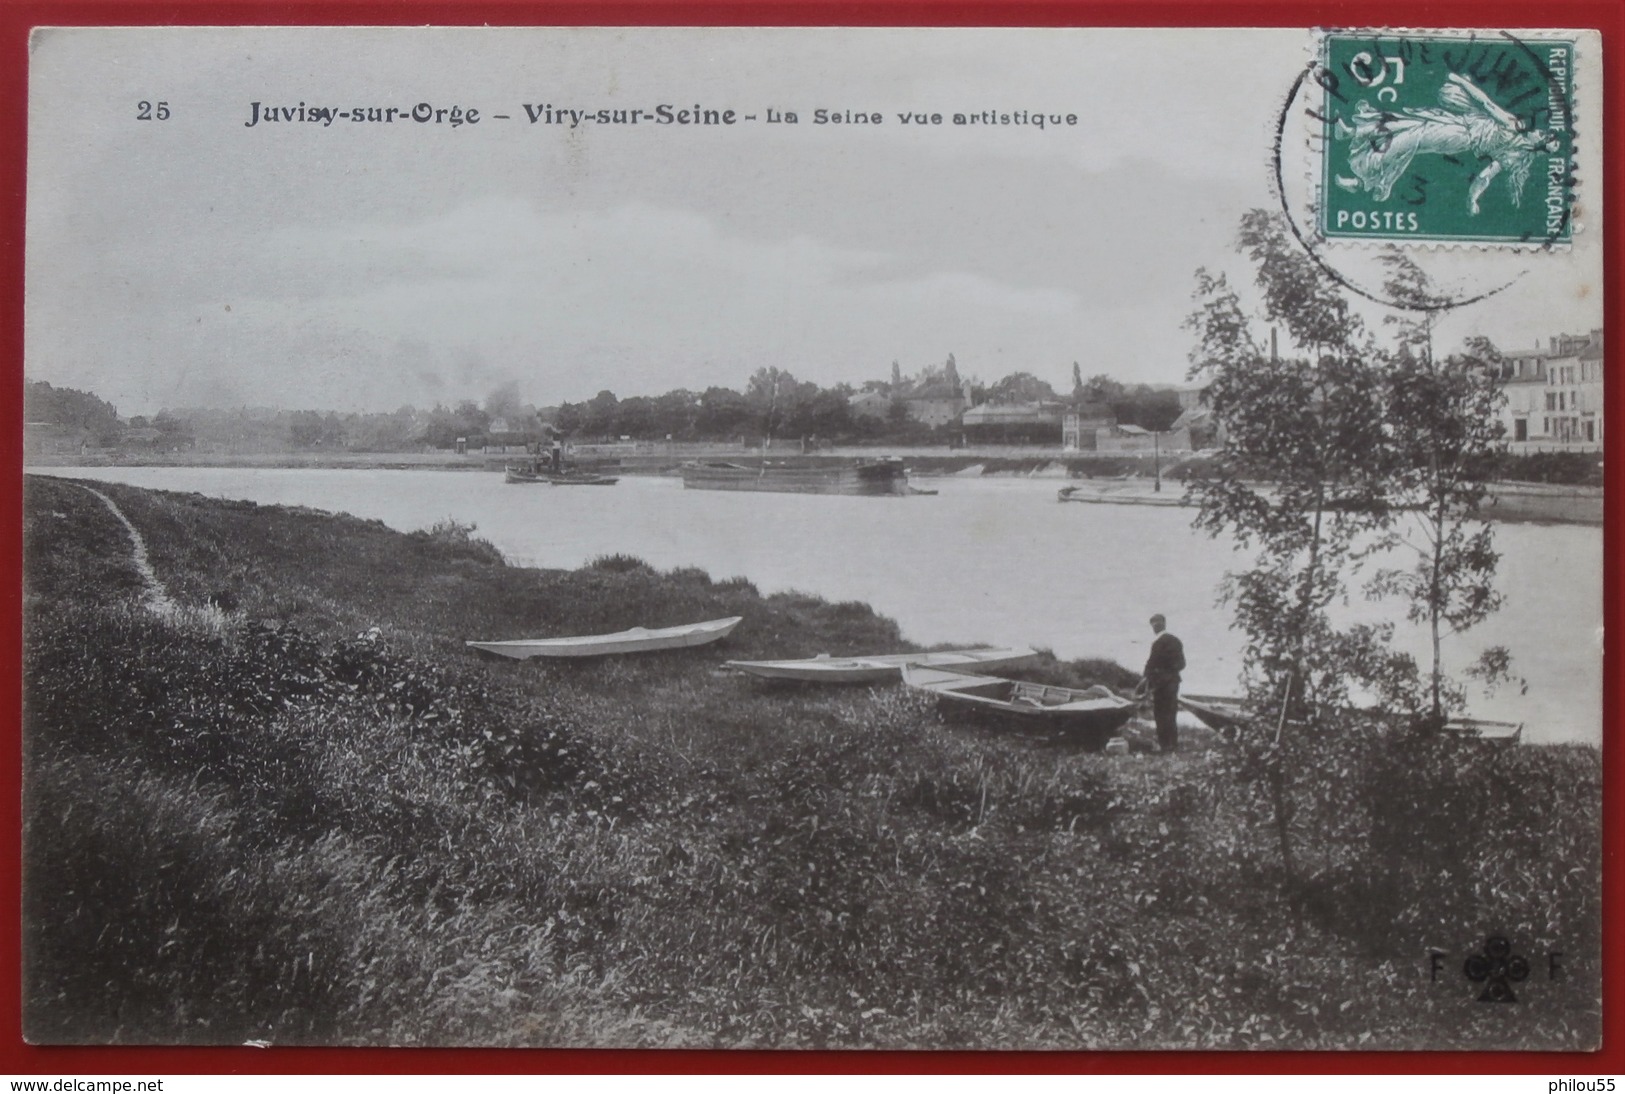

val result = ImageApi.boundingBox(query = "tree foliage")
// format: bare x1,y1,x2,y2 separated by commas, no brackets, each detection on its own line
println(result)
1186,211,1511,721
983,372,1058,405
24,381,122,443
1186,211,1517,903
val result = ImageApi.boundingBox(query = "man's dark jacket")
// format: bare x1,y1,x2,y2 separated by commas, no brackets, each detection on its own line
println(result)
1144,632,1185,689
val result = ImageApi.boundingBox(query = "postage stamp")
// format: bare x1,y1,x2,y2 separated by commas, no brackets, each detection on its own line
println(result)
1318,31,1577,245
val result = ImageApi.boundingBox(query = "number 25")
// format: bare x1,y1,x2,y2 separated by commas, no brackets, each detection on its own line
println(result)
136,100,170,120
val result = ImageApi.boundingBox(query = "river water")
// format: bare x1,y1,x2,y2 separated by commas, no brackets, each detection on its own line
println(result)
38,467,1603,745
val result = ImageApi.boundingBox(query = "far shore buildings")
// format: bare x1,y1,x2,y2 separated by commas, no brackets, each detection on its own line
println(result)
848,377,972,429
963,401,1066,444
1498,328,1604,448
902,380,971,428
1060,403,1116,449
847,390,891,421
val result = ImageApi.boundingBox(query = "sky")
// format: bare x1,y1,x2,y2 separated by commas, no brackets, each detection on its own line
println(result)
25,26,1605,416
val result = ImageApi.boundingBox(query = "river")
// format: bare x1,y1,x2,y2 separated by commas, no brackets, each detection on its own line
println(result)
36,467,1603,745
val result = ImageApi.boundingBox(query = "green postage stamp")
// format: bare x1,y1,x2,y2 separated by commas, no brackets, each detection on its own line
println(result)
1319,31,1577,245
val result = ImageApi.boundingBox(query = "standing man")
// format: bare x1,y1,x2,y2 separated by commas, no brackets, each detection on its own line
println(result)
1142,614,1185,753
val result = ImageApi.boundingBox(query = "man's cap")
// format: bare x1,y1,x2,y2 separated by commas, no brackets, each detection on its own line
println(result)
1149,613,1166,626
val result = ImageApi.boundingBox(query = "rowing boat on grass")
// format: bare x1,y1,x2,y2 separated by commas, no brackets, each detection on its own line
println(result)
1440,717,1523,745
901,665,1137,749
467,616,742,659
726,646,1037,684
1179,695,1523,746
1178,694,1250,733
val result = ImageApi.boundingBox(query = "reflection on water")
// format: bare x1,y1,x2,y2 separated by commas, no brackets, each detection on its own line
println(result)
38,467,1602,745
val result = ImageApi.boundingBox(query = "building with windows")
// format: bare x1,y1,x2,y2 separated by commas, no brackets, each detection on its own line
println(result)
962,401,1065,444
901,381,970,428
1497,347,1550,443
1499,329,1603,448
1061,403,1116,450
847,390,892,421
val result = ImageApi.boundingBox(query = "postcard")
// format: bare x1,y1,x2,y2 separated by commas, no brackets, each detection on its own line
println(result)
20,25,1605,1051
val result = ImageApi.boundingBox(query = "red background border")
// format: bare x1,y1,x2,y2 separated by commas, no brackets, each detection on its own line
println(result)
1,0,1618,1075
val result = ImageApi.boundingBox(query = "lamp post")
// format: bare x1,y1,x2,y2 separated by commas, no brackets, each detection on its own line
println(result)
1153,429,1162,492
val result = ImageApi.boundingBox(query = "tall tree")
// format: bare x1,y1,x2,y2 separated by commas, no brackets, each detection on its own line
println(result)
615,396,658,439
984,372,1057,405
652,389,700,439
1189,211,1513,723
24,381,122,443
1186,217,1403,719
689,387,744,439
746,367,814,440
1083,373,1123,406
581,391,619,438
1365,255,1513,718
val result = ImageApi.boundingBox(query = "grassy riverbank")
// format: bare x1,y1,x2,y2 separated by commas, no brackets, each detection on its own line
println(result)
22,475,1601,1049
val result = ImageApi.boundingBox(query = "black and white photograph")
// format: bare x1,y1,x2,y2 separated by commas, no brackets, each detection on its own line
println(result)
19,25,1605,1049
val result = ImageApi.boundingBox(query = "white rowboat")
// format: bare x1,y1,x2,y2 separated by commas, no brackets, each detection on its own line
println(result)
726,646,1037,684
467,616,742,659
1441,717,1524,745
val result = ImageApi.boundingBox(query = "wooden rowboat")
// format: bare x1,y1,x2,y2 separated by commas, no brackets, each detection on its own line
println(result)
467,616,742,659
726,646,1037,684
1440,717,1524,746
1179,694,1251,733
901,665,1136,749
1179,695,1523,747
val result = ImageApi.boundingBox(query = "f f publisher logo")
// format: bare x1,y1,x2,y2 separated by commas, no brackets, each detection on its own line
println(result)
1429,936,1565,1002
1465,936,1529,1002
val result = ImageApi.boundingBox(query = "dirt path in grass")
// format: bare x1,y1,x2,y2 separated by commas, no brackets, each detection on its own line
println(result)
76,484,178,615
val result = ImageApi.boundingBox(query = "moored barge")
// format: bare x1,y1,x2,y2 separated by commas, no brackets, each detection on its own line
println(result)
679,459,911,496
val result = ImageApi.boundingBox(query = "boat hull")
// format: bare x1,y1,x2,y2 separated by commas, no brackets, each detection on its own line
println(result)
467,616,742,659
506,467,619,485
726,646,1037,684
546,473,619,485
680,460,910,496
1441,717,1523,745
1178,694,1250,733
1057,485,1187,507
1177,698,1523,747
902,666,1137,749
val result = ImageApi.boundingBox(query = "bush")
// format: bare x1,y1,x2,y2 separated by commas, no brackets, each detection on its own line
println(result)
407,519,505,566
585,553,655,574
1494,450,1602,486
